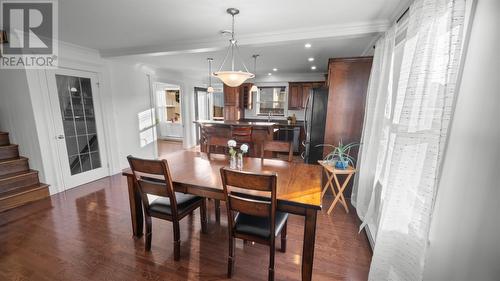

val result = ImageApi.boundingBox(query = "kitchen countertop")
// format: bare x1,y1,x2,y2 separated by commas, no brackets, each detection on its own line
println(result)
194,120,303,128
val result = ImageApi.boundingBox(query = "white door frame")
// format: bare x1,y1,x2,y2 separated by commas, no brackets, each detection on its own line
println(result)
46,68,109,190
151,80,184,150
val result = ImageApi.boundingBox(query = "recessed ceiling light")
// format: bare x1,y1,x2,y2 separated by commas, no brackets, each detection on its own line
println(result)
305,43,312,48
268,73,272,76
311,66,317,70
308,57,315,62
273,68,278,72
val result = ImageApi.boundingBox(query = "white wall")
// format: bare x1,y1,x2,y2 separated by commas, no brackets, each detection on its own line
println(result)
107,61,202,169
423,0,500,280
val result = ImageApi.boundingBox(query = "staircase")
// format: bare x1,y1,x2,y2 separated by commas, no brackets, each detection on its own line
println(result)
0,131,50,212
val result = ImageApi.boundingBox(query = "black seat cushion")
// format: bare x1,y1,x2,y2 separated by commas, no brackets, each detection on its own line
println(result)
233,211,288,239
149,193,202,216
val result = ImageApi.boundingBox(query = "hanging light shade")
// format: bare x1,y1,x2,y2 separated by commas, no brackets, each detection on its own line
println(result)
214,71,253,87
250,54,259,92
206,58,215,93
213,8,254,87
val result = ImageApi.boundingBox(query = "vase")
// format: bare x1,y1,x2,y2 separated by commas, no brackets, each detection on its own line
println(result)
230,155,237,169
237,154,243,170
335,160,349,170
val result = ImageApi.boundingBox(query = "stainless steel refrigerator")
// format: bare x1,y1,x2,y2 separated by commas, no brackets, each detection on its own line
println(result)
302,87,329,164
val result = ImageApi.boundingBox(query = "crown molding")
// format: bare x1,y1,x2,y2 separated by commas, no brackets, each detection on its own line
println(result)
100,20,390,58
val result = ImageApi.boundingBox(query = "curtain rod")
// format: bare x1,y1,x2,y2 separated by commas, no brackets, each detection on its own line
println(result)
396,7,409,23
371,6,410,50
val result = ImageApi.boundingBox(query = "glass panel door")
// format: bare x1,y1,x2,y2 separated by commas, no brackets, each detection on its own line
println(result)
55,75,102,175
47,69,108,190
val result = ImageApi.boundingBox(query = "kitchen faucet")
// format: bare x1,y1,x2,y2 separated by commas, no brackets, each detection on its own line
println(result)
267,112,273,122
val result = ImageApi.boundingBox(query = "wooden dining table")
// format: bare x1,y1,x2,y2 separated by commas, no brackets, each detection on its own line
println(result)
122,150,322,281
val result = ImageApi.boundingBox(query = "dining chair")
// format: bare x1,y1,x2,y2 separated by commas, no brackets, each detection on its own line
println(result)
127,155,207,260
231,126,253,154
260,140,294,162
220,167,288,281
207,135,229,159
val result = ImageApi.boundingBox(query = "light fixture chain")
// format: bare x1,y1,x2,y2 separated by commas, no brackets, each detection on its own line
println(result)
234,42,251,73
217,40,233,72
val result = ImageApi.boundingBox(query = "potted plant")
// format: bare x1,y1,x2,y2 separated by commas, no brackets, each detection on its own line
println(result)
316,140,359,169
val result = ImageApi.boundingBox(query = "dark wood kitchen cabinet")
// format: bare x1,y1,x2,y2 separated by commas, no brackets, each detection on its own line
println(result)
324,56,373,197
288,83,302,109
288,82,324,109
223,83,253,120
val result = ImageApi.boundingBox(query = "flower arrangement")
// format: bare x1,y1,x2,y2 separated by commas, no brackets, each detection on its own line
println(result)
227,140,249,169
227,139,237,156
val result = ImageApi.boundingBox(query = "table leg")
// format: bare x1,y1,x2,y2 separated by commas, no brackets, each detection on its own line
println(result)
302,208,318,281
127,175,143,238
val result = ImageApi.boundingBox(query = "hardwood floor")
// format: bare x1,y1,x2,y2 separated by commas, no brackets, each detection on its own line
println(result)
0,141,371,281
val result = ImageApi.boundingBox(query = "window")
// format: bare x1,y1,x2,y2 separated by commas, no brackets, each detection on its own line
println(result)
256,87,286,116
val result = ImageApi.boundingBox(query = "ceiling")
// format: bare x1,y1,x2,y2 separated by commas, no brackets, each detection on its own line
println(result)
116,35,379,79
58,0,410,78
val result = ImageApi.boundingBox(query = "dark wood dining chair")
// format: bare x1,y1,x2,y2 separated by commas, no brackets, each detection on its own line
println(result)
231,126,253,154
261,140,294,162
231,126,253,143
207,135,229,159
127,155,207,260
220,167,288,281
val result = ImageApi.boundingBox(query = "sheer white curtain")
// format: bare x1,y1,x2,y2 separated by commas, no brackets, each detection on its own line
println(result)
351,25,397,236
353,0,466,280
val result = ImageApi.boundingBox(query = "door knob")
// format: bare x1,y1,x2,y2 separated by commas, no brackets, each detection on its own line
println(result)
57,135,65,139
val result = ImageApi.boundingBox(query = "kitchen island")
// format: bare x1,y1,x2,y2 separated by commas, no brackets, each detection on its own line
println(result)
194,120,302,157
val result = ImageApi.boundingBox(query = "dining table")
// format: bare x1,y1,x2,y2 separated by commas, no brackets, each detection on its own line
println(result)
122,150,322,281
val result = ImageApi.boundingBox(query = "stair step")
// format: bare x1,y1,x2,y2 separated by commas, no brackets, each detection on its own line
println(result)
0,170,39,193
0,132,9,146
0,144,19,160
0,183,50,212
0,157,29,176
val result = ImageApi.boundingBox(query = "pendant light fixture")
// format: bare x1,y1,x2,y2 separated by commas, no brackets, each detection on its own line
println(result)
213,8,254,87
250,54,259,92
206,58,214,93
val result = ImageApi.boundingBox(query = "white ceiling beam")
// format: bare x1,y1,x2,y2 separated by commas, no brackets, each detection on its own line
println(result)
100,20,390,58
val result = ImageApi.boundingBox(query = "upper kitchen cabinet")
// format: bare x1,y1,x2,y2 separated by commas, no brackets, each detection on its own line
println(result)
288,83,303,109
224,85,239,106
288,82,324,109
241,83,253,110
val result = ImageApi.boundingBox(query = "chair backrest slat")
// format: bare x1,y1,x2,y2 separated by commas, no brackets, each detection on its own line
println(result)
222,169,275,191
138,179,169,197
228,194,271,217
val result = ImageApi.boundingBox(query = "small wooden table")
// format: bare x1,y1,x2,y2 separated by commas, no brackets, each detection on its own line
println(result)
318,161,356,215
123,151,322,281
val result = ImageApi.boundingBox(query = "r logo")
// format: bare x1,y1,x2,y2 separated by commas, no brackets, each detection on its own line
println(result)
2,2,53,55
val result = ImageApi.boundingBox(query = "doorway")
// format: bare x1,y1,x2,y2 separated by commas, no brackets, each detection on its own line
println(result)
46,68,109,190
